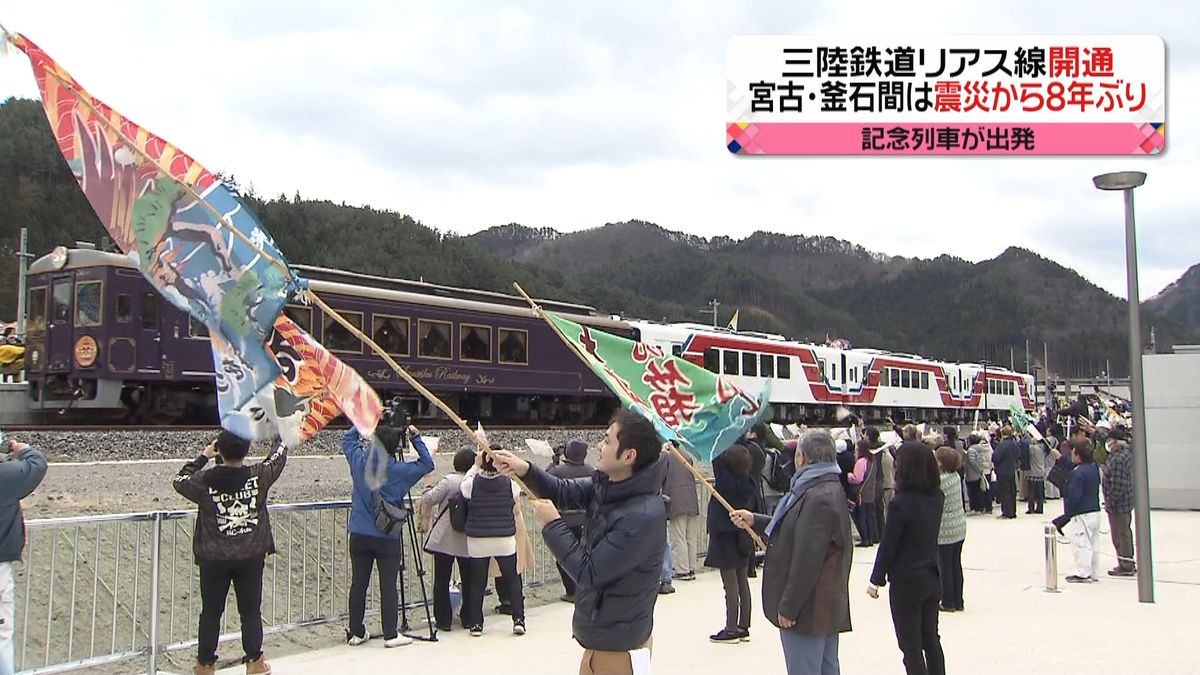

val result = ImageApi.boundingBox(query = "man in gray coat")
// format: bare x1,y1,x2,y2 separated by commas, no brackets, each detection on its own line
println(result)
0,439,48,674
733,431,852,675
662,443,701,581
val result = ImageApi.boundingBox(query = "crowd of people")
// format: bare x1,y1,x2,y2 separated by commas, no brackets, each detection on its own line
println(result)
0,399,1144,675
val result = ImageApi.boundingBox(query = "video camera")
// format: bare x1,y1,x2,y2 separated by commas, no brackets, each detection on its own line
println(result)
380,396,410,451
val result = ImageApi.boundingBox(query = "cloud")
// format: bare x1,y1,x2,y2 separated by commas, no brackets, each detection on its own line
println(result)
0,0,1195,300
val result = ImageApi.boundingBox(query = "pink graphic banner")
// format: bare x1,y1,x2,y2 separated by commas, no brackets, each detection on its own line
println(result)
727,122,1165,156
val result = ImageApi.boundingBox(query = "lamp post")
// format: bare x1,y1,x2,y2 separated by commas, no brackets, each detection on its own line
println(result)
1092,170,1153,603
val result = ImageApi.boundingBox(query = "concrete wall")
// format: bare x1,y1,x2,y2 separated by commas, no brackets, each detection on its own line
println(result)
0,383,35,425
1144,352,1200,509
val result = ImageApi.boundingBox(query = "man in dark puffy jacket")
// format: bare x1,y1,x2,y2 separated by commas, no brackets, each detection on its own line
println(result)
547,438,594,602
0,438,47,675
489,409,666,675
173,431,287,675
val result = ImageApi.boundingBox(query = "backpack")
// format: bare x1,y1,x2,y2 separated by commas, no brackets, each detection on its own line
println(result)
764,448,792,493
447,492,470,533
373,492,410,537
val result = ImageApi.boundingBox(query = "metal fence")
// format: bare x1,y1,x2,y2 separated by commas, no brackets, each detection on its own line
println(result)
15,485,714,675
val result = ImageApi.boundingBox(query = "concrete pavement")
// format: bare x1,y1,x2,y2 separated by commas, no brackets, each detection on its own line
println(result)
210,509,1200,674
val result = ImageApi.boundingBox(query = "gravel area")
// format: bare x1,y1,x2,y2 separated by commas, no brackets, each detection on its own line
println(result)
22,428,609,518
14,427,607,464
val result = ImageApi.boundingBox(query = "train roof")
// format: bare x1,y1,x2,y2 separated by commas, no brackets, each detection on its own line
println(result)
292,264,598,315
28,246,625,330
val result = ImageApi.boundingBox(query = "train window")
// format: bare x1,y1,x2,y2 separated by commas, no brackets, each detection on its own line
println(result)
776,356,790,379
52,281,71,324
901,370,911,388
890,368,900,387
74,281,103,327
672,344,683,358
831,364,838,381
849,367,857,382
372,315,409,356
116,294,132,323
27,288,46,333
760,354,774,378
703,348,719,373
723,350,739,376
417,320,452,360
324,310,363,353
498,328,528,365
742,352,757,377
141,294,158,329
285,305,313,334
189,315,209,339
460,324,491,362
920,371,929,389
817,358,826,379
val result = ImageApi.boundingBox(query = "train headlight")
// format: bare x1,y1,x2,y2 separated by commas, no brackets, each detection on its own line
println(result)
49,246,69,270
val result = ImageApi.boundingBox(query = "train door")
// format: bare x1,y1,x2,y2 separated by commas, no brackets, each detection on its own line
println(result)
839,352,849,403
136,292,162,372
46,275,74,372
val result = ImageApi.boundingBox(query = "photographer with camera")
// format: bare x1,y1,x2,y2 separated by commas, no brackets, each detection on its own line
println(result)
173,432,286,675
342,404,434,649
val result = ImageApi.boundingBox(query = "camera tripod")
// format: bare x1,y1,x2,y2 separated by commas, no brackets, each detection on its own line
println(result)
397,493,437,642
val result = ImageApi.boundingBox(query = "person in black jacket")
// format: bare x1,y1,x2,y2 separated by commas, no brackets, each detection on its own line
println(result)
991,427,1021,519
867,441,946,675
488,409,666,675
704,444,757,643
547,438,594,602
173,431,286,675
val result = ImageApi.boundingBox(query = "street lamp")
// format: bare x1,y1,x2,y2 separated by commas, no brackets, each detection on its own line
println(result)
1092,170,1153,603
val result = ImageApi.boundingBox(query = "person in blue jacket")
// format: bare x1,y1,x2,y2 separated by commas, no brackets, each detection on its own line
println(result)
1063,440,1102,583
343,424,435,647
0,438,47,675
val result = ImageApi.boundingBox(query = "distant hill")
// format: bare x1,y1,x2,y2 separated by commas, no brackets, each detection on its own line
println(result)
1147,262,1200,341
0,96,1190,379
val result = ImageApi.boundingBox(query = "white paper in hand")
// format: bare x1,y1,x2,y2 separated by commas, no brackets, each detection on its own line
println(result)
524,438,554,457
786,423,801,435
770,423,787,439
475,422,488,448
422,436,440,453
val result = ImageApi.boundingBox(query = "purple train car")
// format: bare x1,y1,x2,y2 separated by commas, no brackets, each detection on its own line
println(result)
23,246,634,424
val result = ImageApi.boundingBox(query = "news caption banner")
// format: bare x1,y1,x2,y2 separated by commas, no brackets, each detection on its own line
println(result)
726,35,1165,155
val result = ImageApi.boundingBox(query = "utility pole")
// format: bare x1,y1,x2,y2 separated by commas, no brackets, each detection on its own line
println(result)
16,227,30,336
1025,338,1031,374
1043,341,1051,404
1010,347,1015,371
699,298,720,328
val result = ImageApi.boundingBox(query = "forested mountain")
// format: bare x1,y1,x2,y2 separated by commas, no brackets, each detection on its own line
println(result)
1147,262,1200,340
0,97,1190,378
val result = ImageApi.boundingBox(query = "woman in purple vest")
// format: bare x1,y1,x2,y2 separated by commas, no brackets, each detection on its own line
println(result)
460,445,525,636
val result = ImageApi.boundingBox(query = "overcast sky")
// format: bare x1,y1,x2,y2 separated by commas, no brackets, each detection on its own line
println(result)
1,1,1195,300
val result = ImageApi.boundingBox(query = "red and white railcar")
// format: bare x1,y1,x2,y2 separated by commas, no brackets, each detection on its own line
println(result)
631,321,1035,422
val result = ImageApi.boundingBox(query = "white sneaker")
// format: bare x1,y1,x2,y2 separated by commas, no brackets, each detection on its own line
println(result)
347,631,370,646
384,635,413,648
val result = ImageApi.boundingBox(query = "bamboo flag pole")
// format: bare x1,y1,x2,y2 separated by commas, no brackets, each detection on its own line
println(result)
511,282,767,552
303,289,538,497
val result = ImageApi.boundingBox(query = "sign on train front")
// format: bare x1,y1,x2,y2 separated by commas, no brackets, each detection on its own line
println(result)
726,35,1165,155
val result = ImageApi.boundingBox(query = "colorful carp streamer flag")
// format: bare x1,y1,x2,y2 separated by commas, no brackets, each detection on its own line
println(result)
9,32,381,444
547,313,771,462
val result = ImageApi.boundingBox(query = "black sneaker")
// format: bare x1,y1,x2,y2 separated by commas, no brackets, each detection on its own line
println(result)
737,628,750,642
710,629,741,643
1065,575,1091,583
512,619,526,636
494,604,513,615
658,582,676,595
559,593,575,603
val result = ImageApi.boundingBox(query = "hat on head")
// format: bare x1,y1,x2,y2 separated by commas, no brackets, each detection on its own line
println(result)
565,438,589,463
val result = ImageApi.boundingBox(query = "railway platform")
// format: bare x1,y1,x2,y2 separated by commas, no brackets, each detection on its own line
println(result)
192,509,1200,675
